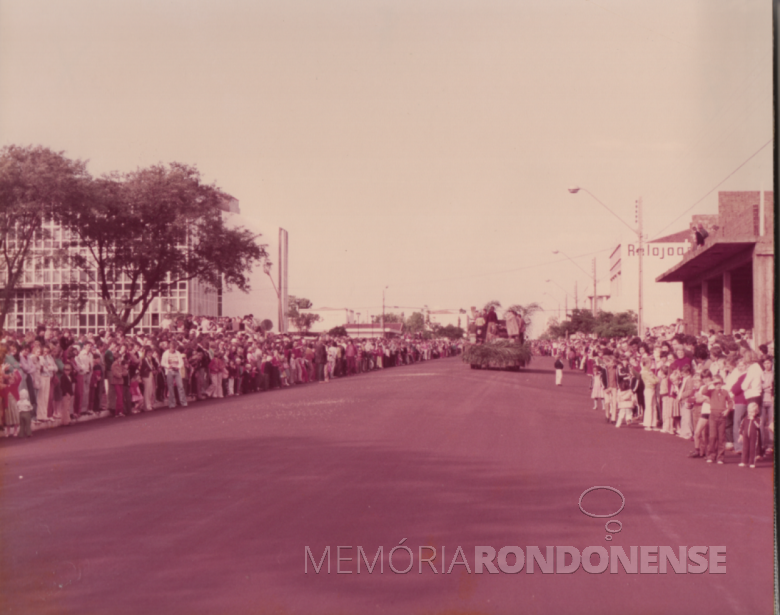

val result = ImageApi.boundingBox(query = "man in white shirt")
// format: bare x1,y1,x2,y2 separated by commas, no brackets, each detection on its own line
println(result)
160,343,188,409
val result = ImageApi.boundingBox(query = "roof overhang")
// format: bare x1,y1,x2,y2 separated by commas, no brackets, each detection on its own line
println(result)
656,238,758,283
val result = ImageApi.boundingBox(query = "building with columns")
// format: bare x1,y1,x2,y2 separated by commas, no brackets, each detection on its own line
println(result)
656,191,774,345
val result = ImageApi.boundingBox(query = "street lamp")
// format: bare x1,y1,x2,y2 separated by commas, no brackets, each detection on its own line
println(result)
263,259,282,332
568,186,644,337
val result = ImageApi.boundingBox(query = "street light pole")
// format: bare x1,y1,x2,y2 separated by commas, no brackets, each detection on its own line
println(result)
263,260,282,331
637,197,644,337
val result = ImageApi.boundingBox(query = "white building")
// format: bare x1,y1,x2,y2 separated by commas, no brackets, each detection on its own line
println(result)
221,210,289,332
605,229,690,327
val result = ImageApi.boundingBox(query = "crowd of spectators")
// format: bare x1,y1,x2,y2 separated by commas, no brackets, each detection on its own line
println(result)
0,314,463,439
541,321,774,468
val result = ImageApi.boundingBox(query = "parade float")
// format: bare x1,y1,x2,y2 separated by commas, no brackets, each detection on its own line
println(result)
462,317,532,370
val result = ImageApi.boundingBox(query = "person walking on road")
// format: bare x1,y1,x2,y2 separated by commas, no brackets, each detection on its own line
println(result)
554,356,564,386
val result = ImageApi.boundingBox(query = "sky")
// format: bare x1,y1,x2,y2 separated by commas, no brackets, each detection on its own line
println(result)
0,0,773,332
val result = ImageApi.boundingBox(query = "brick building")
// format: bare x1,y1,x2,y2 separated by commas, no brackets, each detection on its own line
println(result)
656,191,774,345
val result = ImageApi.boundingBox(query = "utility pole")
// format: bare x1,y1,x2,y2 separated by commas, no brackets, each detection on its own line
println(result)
637,197,644,338
574,280,578,310
592,258,597,313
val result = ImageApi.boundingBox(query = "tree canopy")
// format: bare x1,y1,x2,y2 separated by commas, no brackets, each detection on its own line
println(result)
57,162,267,331
431,323,465,340
506,302,542,319
404,312,426,333
543,309,637,339
287,296,321,333
0,145,90,333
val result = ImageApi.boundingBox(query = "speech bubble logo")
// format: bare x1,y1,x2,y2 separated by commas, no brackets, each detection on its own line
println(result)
579,486,625,541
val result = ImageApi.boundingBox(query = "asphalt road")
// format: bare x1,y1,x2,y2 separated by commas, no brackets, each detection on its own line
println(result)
0,356,775,615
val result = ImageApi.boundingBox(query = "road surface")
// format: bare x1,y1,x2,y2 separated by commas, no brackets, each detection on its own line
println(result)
0,356,774,614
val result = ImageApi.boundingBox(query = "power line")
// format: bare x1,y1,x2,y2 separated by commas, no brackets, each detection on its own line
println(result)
651,137,773,240
391,248,613,288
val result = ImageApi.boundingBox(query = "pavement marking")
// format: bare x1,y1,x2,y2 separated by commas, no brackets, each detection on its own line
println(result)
645,502,744,614
644,502,683,545
378,373,439,377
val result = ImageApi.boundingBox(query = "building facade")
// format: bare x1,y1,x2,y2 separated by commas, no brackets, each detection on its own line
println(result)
657,191,774,345
1,195,245,335
605,230,690,327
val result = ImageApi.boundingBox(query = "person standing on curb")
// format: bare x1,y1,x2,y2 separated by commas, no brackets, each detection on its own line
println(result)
161,343,188,409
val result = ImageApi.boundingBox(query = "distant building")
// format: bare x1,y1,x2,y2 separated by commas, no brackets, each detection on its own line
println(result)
220,213,288,332
343,323,404,339
298,308,356,334
1,195,240,334
605,229,690,326
0,194,283,335
656,191,774,345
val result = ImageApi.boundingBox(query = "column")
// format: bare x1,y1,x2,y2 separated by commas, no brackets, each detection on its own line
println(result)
723,270,732,335
683,282,694,335
753,253,774,346
701,279,709,335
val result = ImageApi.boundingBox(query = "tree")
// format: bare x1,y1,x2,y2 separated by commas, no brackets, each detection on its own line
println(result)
287,296,321,333
404,312,426,333
61,163,267,332
431,323,465,340
593,310,637,338
506,302,542,320
483,300,502,311
328,326,347,336
543,309,637,339
0,145,89,334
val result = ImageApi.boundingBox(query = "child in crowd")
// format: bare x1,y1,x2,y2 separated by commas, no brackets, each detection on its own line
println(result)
242,363,256,394
1,366,22,437
669,369,682,435
615,379,634,428
17,388,34,438
226,360,238,396
706,376,733,464
659,366,674,434
59,363,74,426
